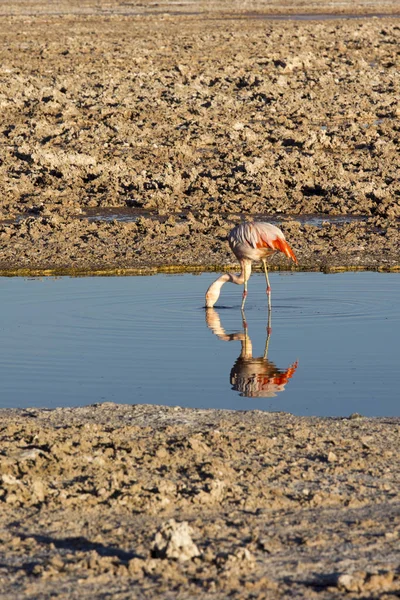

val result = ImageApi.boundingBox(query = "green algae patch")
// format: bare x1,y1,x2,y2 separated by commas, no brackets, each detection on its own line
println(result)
0,265,230,278
0,263,399,278
323,265,400,274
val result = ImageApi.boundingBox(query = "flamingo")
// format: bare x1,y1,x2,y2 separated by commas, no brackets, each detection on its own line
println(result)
205,221,297,309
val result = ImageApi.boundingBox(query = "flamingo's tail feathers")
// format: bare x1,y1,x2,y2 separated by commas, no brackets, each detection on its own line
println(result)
272,237,298,264
271,360,298,386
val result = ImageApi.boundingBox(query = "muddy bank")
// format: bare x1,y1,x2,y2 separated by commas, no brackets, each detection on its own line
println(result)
0,214,399,274
0,403,399,599
0,7,399,271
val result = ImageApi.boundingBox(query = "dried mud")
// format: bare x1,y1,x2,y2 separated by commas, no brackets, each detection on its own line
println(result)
0,404,399,599
0,2,400,272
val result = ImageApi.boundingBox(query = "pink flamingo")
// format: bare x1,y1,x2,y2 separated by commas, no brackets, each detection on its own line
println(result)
205,221,298,309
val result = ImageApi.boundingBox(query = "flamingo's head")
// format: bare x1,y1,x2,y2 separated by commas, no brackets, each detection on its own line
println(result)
205,281,221,308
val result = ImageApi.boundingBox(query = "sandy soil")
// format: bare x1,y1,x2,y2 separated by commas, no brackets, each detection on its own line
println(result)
0,404,399,599
0,1,399,273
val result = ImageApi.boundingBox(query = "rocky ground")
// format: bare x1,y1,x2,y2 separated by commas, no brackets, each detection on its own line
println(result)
0,1,399,273
0,404,399,599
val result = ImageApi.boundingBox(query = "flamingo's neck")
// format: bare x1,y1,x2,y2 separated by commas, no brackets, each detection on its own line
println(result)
205,260,251,307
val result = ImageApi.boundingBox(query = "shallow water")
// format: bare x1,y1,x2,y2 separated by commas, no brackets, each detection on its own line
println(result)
236,12,400,21
4,8,399,19
82,208,367,228
0,272,398,416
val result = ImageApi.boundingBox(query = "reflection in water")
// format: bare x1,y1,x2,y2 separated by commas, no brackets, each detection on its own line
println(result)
206,308,298,398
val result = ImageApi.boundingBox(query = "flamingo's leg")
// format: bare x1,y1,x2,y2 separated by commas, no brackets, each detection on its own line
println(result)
264,306,272,357
241,279,248,310
241,308,248,331
241,308,250,355
262,259,272,316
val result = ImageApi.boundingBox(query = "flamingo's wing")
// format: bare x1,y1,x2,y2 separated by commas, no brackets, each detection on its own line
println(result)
254,223,298,263
229,222,298,264
230,222,278,248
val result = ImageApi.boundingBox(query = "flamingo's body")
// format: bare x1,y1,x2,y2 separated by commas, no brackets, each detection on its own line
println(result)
205,221,297,308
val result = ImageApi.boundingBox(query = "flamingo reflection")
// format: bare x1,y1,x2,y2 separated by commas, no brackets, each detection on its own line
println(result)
206,308,298,398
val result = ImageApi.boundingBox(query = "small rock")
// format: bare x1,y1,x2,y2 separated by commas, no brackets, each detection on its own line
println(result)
364,571,394,591
234,547,254,562
32,480,45,502
348,413,363,420
128,557,144,576
17,448,46,461
152,519,200,562
2,474,21,485
49,556,64,570
337,571,366,592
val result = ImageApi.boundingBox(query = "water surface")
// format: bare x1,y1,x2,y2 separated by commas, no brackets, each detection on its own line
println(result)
0,272,398,416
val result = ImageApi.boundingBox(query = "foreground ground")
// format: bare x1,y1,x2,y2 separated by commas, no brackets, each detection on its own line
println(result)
0,403,399,599
0,0,399,273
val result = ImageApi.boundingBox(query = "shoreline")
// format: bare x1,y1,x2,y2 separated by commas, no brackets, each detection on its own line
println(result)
0,262,400,278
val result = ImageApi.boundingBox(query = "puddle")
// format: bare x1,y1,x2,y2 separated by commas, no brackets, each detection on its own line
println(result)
81,208,367,228
0,272,399,417
228,12,400,21
2,7,399,19
83,207,152,223
294,214,367,227
0,210,369,228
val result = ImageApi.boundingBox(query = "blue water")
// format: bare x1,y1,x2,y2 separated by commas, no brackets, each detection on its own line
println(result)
0,272,398,416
